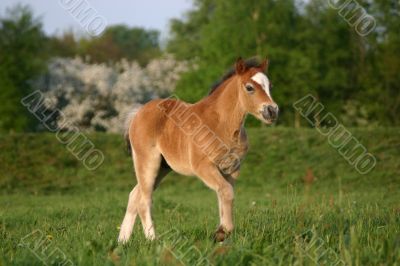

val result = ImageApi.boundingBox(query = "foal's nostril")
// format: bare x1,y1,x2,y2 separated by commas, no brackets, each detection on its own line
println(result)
267,105,275,118
262,105,278,121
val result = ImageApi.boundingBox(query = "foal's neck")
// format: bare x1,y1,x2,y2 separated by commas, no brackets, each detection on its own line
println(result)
202,76,246,141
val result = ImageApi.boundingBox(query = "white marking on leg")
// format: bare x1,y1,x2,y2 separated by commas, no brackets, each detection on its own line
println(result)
118,186,139,243
140,197,156,240
118,212,137,243
144,223,155,240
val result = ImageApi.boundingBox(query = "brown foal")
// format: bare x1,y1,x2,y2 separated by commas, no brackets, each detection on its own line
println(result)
118,57,279,243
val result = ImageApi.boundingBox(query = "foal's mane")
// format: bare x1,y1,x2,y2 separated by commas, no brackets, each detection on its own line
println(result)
208,58,261,95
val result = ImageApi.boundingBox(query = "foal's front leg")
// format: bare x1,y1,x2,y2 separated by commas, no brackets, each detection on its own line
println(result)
196,163,236,242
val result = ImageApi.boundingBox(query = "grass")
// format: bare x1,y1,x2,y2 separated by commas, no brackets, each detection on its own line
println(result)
0,128,399,265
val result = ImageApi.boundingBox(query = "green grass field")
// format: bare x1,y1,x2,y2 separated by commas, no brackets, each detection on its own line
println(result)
1,128,399,265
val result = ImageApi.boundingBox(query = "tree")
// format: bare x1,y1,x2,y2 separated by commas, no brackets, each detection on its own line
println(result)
168,0,305,126
48,25,162,66
48,30,79,58
79,25,161,66
361,0,400,126
0,5,47,132
167,0,400,127
167,0,215,60
35,56,188,133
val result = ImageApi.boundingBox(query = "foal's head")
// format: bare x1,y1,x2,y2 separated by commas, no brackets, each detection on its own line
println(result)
235,57,279,124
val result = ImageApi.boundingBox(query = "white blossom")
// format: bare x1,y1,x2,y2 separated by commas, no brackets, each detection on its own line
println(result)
34,55,189,133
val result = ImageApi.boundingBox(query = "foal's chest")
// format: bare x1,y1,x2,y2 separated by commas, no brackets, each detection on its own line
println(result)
216,129,248,175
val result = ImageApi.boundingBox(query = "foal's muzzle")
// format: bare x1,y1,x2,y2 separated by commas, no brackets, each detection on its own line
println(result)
261,104,279,122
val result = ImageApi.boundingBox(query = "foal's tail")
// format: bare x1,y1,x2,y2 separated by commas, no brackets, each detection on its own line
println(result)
124,107,139,156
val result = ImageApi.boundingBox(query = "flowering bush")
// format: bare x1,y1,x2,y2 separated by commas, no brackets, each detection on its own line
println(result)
35,55,188,133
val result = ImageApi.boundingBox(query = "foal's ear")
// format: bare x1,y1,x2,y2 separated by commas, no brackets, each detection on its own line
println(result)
259,58,269,73
235,57,246,75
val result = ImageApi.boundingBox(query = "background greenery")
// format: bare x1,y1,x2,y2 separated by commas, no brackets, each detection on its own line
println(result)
167,0,400,127
1,0,400,132
0,128,399,265
1,1,399,265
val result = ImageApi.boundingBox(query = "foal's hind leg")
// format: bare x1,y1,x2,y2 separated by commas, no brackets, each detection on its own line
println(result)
136,152,170,240
118,185,140,243
118,149,168,243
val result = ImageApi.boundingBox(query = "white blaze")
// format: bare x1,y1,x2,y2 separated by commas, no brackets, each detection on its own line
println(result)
251,72,271,99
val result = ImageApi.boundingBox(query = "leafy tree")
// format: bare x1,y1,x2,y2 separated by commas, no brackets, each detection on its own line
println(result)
169,0,306,126
167,0,400,127
48,31,78,58
35,56,188,133
360,0,400,126
49,25,162,66
167,0,215,60
0,5,47,132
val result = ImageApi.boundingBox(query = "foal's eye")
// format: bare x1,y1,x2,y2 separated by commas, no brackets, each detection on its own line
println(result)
245,84,254,93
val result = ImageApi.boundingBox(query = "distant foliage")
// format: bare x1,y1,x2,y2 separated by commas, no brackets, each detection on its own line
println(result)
0,5,47,132
2,1,399,132
167,0,400,127
35,56,189,133
48,25,161,66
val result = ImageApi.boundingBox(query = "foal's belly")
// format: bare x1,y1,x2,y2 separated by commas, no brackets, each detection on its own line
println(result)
160,151,194,176
157,136,195,176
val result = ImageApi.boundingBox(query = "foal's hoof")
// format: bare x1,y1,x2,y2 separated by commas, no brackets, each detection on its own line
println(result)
214,226,228,243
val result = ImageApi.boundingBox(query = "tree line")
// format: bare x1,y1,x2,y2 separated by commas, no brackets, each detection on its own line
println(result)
0,5,163,132
0,1,399,132
168,0,400,127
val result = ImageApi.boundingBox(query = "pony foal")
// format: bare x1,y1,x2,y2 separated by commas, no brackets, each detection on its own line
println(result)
118,58,278,243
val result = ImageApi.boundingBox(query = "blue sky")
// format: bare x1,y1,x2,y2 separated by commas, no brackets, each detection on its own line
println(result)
0,0,193,38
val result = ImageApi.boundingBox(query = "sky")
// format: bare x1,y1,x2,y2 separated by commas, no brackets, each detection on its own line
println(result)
0,0,193,38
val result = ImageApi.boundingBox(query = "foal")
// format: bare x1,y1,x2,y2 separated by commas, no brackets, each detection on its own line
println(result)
118,58,278,243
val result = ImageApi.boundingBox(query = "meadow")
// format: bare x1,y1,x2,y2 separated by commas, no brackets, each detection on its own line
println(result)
0,128,399,265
